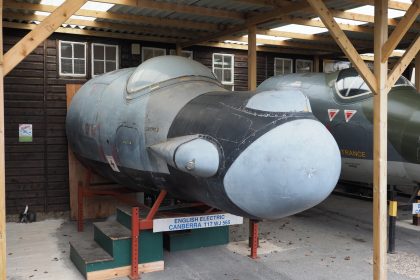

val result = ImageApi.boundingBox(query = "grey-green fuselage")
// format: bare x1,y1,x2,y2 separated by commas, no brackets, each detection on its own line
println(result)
258,70,420,187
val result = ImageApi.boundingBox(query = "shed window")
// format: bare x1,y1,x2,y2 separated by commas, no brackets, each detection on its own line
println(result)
212,53,234,90
274,58,293,75
59,41,86,76
169,49,193,59
92,43,118,76
296,59,313,73
142,47,166,62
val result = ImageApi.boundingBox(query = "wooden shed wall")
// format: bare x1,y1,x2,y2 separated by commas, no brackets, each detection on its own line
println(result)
3,28,315,214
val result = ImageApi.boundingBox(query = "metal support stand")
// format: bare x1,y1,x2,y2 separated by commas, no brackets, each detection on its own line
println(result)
249,219,259,259
388,185,397,254
130,207,140,280
130,190,168,279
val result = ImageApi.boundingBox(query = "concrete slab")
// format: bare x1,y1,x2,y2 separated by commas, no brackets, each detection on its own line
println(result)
6,194,420,280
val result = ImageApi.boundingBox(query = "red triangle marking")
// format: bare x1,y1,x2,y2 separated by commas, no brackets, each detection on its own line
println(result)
344,110,357,122
328,109,339,122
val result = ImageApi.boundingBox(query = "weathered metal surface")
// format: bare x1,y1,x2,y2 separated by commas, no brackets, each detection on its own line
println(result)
66,56,341,220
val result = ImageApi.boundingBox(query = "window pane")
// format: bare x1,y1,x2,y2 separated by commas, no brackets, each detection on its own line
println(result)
284,60,292,74
61,43,72,58
224,55,232,68
94,45,104,60
74,59,85,74
154,49,165,57
224,69,232,83
93,60,104,75
297,61,312,73
143,49,153,61
61,58,72,74
74,44,85,59
213,55,223,67
106,46,117,60
214,68,223,81
106,61,116,72
275,59,283,75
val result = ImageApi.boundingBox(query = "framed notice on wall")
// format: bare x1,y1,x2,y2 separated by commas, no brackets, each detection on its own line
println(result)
19,124,33,142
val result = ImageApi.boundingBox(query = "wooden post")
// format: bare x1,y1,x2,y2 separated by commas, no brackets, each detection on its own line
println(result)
416,53,420,93
0,0,7,278
314,55,320,73
248,25,257,91
373,1,388,279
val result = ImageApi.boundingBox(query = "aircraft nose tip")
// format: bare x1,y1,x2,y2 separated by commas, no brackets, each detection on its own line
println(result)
223,118,341,220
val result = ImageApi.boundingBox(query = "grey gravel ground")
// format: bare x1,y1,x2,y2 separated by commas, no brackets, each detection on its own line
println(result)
6,194,420,280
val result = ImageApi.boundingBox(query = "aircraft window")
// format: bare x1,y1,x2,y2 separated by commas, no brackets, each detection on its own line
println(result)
336,68,370,98
395,76,413,87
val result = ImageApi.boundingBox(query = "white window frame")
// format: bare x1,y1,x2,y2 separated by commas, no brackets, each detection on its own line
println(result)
212,53,234,88
296,59,313,73
58,40,87,77
169,49,193,59
91,43,119,77
274,58,293,76
142,47,166,62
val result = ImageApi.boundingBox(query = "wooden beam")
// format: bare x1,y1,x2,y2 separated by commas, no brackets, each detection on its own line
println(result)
373,1,388,280
0,0,6,278
3,21,181,44
200,42,331,55
274,15,418,41
223,36,340,51
3,11,204,39
3,0,87,76
230,0,287,7
351,0,412,11
180,0,312,47
306,0,377,93
248,25,257,90
416,53,420,93
387,36,420,90
329,7,420,31
382,0,420,62
94,0,244,20
274,15,374,33
4,1,221,32
257,29,372,48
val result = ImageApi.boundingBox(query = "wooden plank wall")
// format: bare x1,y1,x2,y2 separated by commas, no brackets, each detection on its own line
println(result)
4,30,86,214
3,27,315,215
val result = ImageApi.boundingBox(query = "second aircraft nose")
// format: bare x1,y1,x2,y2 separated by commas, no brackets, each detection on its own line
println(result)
223,118,341,220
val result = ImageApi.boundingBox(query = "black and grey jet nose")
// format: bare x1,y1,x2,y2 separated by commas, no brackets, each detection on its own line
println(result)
223,90,341,220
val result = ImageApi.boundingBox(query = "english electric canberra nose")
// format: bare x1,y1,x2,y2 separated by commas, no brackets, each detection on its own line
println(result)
66,56,341,220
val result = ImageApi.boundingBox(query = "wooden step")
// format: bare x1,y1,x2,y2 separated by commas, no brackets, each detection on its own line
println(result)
93,220,130,257
70,238,113,277
94,219,164,266
116,206,133,229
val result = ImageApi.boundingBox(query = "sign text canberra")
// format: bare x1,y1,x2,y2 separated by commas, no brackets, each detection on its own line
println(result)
153,213,243,232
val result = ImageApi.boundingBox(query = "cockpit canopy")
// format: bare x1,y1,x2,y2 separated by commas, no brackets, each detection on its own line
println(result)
335,68,413,99
127,56,218,94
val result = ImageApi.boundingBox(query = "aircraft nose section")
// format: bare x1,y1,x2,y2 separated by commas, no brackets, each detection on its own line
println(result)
223,119,341,220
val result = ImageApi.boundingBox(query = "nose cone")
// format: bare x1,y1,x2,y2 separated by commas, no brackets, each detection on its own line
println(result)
223,119,341,220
